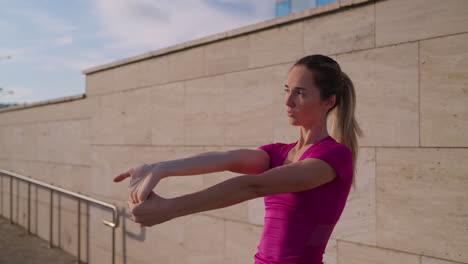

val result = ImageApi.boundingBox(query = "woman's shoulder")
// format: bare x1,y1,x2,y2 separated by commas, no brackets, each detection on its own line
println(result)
315,139,352,156
258,141,293,149
257,142,294,158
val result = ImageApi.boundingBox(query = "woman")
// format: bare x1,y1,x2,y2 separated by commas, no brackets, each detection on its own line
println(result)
114,54,363,264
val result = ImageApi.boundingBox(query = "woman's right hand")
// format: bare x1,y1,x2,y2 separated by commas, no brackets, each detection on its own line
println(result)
113,163,166,203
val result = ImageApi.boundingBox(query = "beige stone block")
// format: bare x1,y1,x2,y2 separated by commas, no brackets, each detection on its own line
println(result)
304,3,375,55
26,160,51,184
203,35,249,76
248,22,304,68
90,93,126,145
21,123,36,161
376,0,468,46
55,119,91,166
184,75,225,146
48,164,77,191
89,145,138,201
19,97,91,122
28,123,48,162
166,46,205,83
0,108,31,125
46,121,64,163
0,127,7,159
11,126,27,160
138,55,169,88
122,88,152,145
248,197,265,226
109,62,141,93
86,68,115,96
376,148,468,263
86,62,141,96
420,33,468,147
69,165,94,196
323,239,337,264
89,147,132,201
225,64,288,146
74,97,96,119
331,148,376,245
136,145,206,168
0,126,16,160
36,103,65,122
8,160,28,176
337,42,419,147
338,241,420,264
150,82,185,145
422,256,467,264
182,214,224,264
224,219,263,264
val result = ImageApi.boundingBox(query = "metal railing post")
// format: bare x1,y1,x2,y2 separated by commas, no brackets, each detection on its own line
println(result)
49,190,53,248
9,176,12,224
77,199,81,264
27,182,31,234
112,209,116,264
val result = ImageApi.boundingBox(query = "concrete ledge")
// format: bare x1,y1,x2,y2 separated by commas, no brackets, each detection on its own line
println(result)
0,93,86,113
82,0,376,75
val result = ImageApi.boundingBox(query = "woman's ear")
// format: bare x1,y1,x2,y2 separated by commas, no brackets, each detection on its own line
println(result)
327,94,336,110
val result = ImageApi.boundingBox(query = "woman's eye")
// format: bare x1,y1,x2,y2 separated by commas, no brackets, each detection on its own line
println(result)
283,88,305,96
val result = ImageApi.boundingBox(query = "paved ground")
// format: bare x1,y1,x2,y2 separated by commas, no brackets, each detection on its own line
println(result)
0,216,77,264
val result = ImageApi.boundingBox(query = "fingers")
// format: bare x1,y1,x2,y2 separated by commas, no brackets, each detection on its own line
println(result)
113,172,130,182
127,202,146,227
126,201,135,214
130,189,138,204
138,190,150,203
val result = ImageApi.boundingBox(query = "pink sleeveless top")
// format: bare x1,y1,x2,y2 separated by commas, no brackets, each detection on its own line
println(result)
254,136,353,264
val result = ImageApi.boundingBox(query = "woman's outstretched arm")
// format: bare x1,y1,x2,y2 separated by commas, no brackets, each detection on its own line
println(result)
158,148,269,178
157,151,238,178
114,149,268,203
128,174,258,226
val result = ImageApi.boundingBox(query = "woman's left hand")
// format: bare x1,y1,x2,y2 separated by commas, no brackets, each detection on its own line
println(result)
127,191,175,227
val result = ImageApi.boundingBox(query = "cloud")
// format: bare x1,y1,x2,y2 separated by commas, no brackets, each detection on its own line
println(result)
92,0,274,52
56,36,74,46
6,7,76,33
36,51,113,72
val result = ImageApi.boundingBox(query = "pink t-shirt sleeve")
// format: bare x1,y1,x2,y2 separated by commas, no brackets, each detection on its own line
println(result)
306,144,353,182
257,143,278,170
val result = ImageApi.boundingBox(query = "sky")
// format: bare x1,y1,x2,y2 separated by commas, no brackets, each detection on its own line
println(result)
0,0,275,104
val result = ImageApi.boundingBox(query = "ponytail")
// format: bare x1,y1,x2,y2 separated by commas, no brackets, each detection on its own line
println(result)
329,72,363,189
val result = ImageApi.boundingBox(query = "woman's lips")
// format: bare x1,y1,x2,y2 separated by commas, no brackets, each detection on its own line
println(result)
287,111,295,117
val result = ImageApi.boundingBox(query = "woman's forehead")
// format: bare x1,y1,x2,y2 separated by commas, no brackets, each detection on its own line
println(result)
286,66,316,88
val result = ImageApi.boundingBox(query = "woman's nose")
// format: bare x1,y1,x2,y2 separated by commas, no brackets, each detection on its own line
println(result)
285,94,295,107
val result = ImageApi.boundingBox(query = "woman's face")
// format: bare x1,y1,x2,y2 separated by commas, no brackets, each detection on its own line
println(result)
284,65,335,126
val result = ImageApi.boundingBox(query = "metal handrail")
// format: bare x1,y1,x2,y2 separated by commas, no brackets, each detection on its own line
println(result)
0,168,119,264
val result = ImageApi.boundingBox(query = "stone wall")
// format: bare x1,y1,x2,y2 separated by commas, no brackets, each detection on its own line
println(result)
1,0,467,263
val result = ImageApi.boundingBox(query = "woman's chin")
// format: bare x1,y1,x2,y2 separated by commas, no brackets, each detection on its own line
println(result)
288,118,300,125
